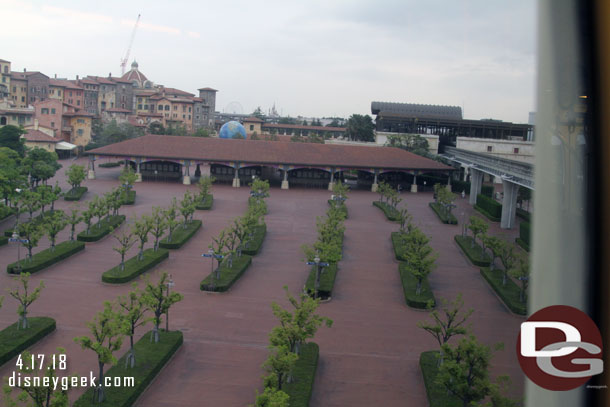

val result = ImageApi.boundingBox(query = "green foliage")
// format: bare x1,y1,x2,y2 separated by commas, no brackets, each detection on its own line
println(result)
429,202,458,224
475,194,502,221
454,235,492,267
253,387,290,407
112,230,135,271
281,343,319,407
0,317,56,368
22,148,62,186
120,189,136,205
262,345,299,391
0,147,26,208
8,273,45,329
16,220,44,260
200,254,253,292
140,272,183,343
159,219,202,249
73,330,182,407
418,294,473,350
345,113,375,142
480,268,527,315
149,207,167,251
195,193,213,210
116,285,148,368
132,214,152,260
399,262,436,308
163,198,180,243
517,221,531,252
102,248,169,284
7,240,85,275
178,190,197,226
516,208,531,222
98,161,122,168
467,216,489,247
402,228,437,295
239,224,266,255
385,133,430,156
0,125,27,156
509,257,530,304
64,186,88,201
372,201,400,221
89,119,144,148
197,175,215,201
419,351,462,407
43,210,68,249
66,164,86,190
77,215,125,242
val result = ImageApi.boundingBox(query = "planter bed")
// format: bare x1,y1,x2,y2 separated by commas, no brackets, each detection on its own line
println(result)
73,330,183,407
64,186,88,201
474,205,501,222
516,221,530,252
248,196,268,214
428,202,458,225
516,208,531,222
102,248,169,284
120,190,136,205
304,262,338,300
391,232,407,261
0,317,56,367
283,342,320,407
239,224,267,256
399,262,435,309
159,220,202,250
195,194,213,210
474,194,501,222
420,351,461,407
480,267,527,315
77,215,125,242
7,240,85,274
454,235,491,267
327,200,348,218
372,201,400,221
200,254,253,292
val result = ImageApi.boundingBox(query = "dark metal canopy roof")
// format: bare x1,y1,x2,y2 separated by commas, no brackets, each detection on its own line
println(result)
371,101,463,120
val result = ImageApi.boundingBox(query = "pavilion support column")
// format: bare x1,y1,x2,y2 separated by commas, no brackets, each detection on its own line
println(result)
182,161,191,185
501,180,519,229
446,172,452,191
135,160,142,182
328,168,335,191
232,163,241,188
411,172,418,193
371,169,379,192
463,166,469,181
87,156,96,180
469,168,484,205
281,166,289,190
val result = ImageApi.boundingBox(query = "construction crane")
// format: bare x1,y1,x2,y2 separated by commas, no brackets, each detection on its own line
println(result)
120,14,141,75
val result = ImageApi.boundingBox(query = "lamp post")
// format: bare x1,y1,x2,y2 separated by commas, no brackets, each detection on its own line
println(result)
306,255,329,299
202,249,224,290
165,274,175,332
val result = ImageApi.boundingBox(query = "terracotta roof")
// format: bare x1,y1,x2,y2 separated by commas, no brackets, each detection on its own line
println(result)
87,76,116,85
136,112,163,118
0,59,10,63
162,87,194,97
79,79,99,85
198,87,218,92
263,123,345,132
87,134,453,171
49,79,82,89
243,116,264,123
104,108,132,113
23,130,59,143
63,109,94,117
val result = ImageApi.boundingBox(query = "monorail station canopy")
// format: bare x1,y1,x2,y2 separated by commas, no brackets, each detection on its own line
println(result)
86,134,453,191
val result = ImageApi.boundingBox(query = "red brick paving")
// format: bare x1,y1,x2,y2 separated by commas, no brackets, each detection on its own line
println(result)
0,158,525,406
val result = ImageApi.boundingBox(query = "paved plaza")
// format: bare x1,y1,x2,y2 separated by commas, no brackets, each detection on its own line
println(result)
0,157,526,407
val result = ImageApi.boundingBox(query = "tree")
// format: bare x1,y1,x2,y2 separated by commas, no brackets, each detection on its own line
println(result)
164,198,180,243
49,182,62,211
91,195,105,227
43,211,68,251
437,335,499,407
117,284,149,368
107,188,122,217
467,216,488,248
209,230,230,281
132,215,152,261
0,147,26,206
253,387,290,407
17,221,44,261
74,302,126,403
498,240,517,285
483,235,503,270
0,125,27,156
436,185,456,217
197,175,215,201
141,272,183,343
20,189,41,221
418,294,473,365
509,256,530,303
252,106,265,119
65,164,86,191
331,180,349,202
119,166,137,193
149,206,167,251
345,114,375,142
8,273,45,329
112,230,135,271
398,207,412,234
262,345,298,391
385,133,430,156
179,190,196,227
67,208,81,241
81,207,94,235
404,228,437,295
37,185,52,214
21,148,61,186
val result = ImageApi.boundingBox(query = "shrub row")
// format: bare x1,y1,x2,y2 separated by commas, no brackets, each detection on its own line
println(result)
372,201,400,222
200,254,253,292
239,223,267,256
399,262,435,309
282,342,320,407
195,194,213,210
0,205,16,221
0,235,7,247
419,351,461,407
102,248,169,284
453,235,491,267
159,220,202,250
516,221,531,252
391,232,407,261
98,161,122,168
7,240,85,274
64,186,88,201
474,194,502,222
480,267,527,315
77,215,125,242
0,317,56,367
73,330,183,407
450,180,494,198
327,200,348,218
304,262,339,300
428,202,458,225
516,208,531,222
120,190,136,205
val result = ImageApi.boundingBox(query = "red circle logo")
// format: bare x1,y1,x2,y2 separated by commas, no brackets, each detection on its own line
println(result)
516,305,603,391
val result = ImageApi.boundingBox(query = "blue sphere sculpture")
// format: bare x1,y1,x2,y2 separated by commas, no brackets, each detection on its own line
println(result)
219,121,247,139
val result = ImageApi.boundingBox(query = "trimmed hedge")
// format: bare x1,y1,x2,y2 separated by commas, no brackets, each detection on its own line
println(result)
304,262,338,300
516,221,531,252
0,235,7,247
399,262,435,309
248,196,268,214
159,220,202,249
77,215,125,242
99,161,122,168
327,200,348,218
480,267,527,315
64,186,88,201
239,224,266,256
372,201,400,222
428,202,458,225
516,208,531,222
102,248,169,284
283,342,319,407
450,180,494,198
0,317,56,368
120,190,136,205
454,235,491,267
195,194,213,210
73,330,183,407
7,240,85,274
391,232,407,261
474,194,501,222
200,254,253,292
420,351,461,407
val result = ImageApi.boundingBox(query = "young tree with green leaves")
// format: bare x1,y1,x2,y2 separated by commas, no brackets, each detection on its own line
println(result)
37,185,52,214
132,214,152,261
74,302,126,403
468,216,488,248
404,228,437,295
331,180,349,201
262,345,298,391
197,175,215,201
43,210,68,251
112,230,135,271
483,235,503,270
141,272,183,343
179,190,196,227
66,164,86,191
437,186,456,217
117,284,149,368
498,240,517,285
209,230,230,281
49,182,62,211
92,195,105,227
8,273,45,329
164,198,180,243
253,387,290,407
398,207,412,234
67,208,81,241
149,206,167,251
20,189,41,221
119,166,137,192
81,208,94,235
107,187,122,217
509,256,530,303
17,221,44,261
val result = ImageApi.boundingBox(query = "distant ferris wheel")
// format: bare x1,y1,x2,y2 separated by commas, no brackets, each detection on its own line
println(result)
224,101,244,114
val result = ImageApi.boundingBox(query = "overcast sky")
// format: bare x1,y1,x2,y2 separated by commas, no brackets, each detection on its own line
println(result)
3,0,536,123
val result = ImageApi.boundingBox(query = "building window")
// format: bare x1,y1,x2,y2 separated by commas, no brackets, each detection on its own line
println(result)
69,91,73,97
514,147,520,154
165,105,170,111
77,100,80,106
182,114,185,119
250,125,254,131
21,96,25,102
188,115,191,120
12,86,16,92
41,108,49,114
77,129,83,136
138,104,142,110
487,146,493,152
51,108,55,114
144,104,148,110
174,105,177,110
77,118,85,124
51,122,55,127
